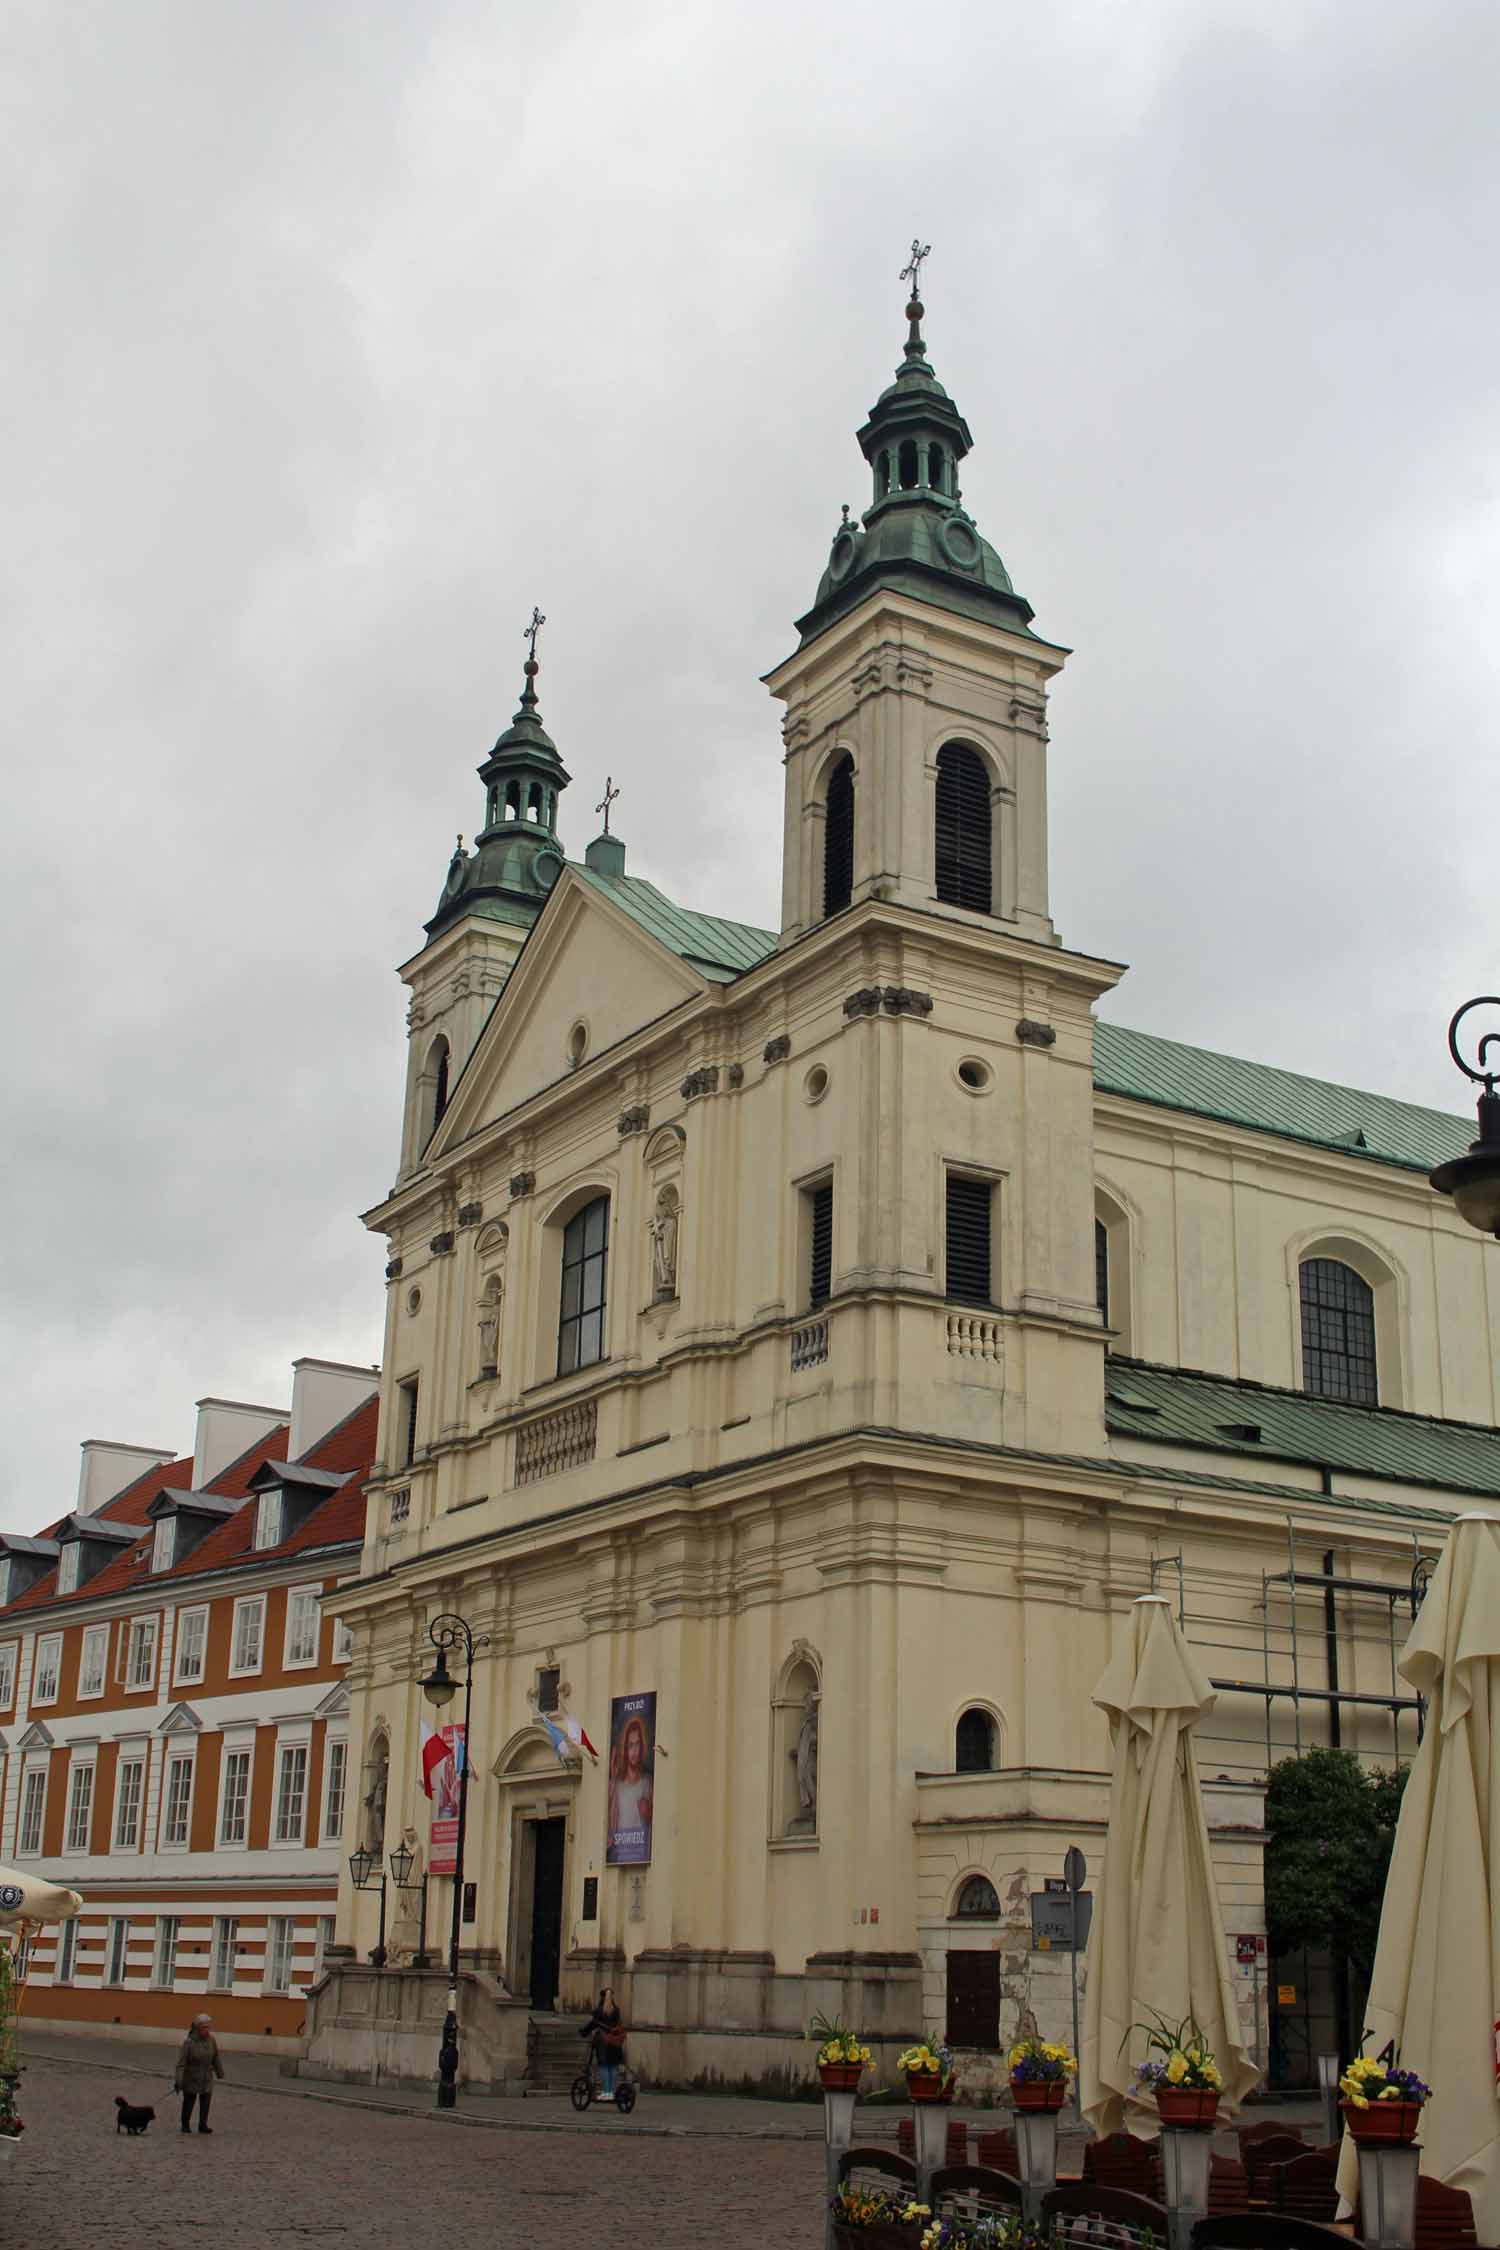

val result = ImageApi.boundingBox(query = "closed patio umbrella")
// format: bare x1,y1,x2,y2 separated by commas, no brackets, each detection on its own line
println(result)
0,1867,82,1927
1335,1512,1500,2242
1081,1594,1260,2135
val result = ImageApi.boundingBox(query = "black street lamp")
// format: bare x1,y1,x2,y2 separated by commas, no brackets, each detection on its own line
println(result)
420,1611,490,2110
348,1843,388,1967
389,1838,431,1966
1430,998,1500,1238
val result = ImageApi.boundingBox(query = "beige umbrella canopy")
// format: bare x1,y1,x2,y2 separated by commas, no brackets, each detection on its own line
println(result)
0,1867,82,1927
1336,1513,1500,2241
1081,1594,1260,2136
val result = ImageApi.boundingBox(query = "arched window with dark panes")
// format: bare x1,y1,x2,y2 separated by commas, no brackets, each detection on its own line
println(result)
954,1874,1000,1918
1299,1257,1377,1405
935,743,993,914
558,1196,610,1376
432,1042,450,1128
1095,1220,1110,1327
823,755,854,917
955,1708,996,1773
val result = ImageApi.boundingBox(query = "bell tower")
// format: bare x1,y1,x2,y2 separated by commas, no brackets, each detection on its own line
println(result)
767,256,1066,949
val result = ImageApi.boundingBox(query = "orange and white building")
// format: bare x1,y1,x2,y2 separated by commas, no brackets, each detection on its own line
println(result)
0,1357,377,2051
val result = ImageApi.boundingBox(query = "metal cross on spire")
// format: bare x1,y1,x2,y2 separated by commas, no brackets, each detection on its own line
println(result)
595,775,620,835
899,238,931,300
522,605,546,663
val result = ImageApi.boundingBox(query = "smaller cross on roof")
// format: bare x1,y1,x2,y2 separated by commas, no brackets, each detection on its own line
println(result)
595,775,620,835
899,238,931,301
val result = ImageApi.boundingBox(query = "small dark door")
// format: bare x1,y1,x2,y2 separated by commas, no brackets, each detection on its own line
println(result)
946,1950,1000,2049
529,1817,566,2009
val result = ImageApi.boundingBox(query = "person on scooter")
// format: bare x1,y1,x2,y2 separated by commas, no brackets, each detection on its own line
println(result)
581,1986,625,2096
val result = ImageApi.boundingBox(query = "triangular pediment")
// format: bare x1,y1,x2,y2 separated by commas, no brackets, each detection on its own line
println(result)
17,1721,53,1752
315,1682,351,1721
431,869,711,1150
157,1701,203,1736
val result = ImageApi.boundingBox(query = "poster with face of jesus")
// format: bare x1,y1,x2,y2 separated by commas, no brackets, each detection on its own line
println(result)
606,1692,656,1866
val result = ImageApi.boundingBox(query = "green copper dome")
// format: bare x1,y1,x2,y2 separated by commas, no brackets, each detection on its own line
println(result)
426,656,570,938
796,293,1035,646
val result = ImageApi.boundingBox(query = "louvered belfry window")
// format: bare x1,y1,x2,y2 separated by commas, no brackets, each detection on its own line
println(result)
823,755,854,917
1095,1219,1110,1325
946,1174,992,1305
935,743,993,914
808,1182,833,1308
1299,1257,1377,1405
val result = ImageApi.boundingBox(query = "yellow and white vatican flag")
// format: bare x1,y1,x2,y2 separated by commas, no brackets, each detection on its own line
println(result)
0,1866,82,1926
1081,1594,1260,2136
1336,1512,1500,2242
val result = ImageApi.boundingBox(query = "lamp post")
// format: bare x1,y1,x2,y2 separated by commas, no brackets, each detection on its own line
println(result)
420,1611,490,2111
389,1838,430,1966
1429,998,1500,1237
348,1844,388,1967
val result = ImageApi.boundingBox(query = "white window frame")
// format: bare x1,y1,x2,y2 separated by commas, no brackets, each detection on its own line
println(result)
272,1740,309,1846
173,1605,208,1686
264,1915,295,1993
210,1915,239,1990
32,1634,62,1704
254,1490,284,1551
54,1916,78,1985
113,1756,145,1850
322,1737,348,1843
217,1744,252,1847
161,1752,195,1850
106,1916,129,1985
229,1595,265,1677
64,1760,95,1854
57,1542,81,1597
78,1622,109,1700
313,1914,335,1983
332,1612,353,1665
283,1585,320,1670
151,1517,175,1574
153,1916,179,1987
125,1616,159,1693
17,1768,46,1856
0,1642,14,1705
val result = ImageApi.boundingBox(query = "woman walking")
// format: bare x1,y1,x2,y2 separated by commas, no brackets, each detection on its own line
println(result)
174,2012,224,2134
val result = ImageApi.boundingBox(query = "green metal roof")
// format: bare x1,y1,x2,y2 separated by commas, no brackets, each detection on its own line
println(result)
573,865,777,983
1107,1358,1500,1501
1094,1019,1473,1175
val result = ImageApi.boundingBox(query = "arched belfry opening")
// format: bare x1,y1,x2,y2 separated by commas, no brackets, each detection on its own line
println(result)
823,755,854,918
935,743,993,914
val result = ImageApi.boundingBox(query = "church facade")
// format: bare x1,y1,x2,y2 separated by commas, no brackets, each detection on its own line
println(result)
305,282,1500,2093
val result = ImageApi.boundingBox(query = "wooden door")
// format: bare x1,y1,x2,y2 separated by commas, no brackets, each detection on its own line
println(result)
946,1949,1000,2049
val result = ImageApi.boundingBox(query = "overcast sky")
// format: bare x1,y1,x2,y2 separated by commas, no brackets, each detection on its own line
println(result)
5,0,1499,1528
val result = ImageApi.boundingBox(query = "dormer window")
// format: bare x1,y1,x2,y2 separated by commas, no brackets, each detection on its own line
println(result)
151,1518,175,1574
56,1543,81,1596
0,1560,9,1607
254,1490,284,1551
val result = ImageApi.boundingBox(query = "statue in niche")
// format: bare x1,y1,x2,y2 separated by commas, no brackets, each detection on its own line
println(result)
789,1689,819,1831
362,1741,389,1854
649,1186,680,1300
476,1276,502,1377
387,1825,426,1964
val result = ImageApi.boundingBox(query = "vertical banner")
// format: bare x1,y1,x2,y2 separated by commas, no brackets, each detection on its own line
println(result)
606,1692,656,1866
428,1723,466,1876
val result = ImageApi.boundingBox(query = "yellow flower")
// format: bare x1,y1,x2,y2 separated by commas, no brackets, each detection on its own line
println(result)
1009,2044,1026,2067
1350,2093,1370,2109
1379,2086,1402,2101
1165,2054,1189,2085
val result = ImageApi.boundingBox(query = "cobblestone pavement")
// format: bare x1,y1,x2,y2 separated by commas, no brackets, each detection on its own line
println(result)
7,2049,826,2250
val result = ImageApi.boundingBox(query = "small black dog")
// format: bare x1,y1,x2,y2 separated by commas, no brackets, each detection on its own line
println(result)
114,2096,155,2136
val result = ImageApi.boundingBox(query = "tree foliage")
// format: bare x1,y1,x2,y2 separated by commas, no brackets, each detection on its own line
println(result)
1264,1747,1409,1980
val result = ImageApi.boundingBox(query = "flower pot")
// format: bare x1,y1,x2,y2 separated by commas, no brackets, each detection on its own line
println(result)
907,2071,950,2103
1011,2076,1067,2111
1155,2087,1221,2127
1343,2099,1423,2145
820,2061,865,2091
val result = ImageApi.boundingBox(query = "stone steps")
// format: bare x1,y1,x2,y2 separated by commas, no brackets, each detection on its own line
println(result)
527,2013,589,2091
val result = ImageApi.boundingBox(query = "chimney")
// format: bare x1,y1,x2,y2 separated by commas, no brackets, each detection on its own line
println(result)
289,1359,380,1461
193,1398,288,1489
584,831,626,878
77,1441,176,1516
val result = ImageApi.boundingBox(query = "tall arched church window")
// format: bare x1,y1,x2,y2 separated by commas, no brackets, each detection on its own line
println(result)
1299,1257,1377,1405
823,756,854,917
934,744,993,914
558,1195,609,1376
432,1043,450,1128
955,1708,996,1773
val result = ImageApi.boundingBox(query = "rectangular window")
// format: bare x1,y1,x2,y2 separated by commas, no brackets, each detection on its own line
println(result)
273,1743,309,1844
558,1196,610,1375
219,1748,251,1845
254,1490,283,1550
151,1517,175,1573
126,1618,158,1692
210,1916,239,1990
32,1634,62,1704
18,1770,46,1855
57,1542,81,1596
398,1377,419,1467
174,1606,207,1684
113,1758,145,1850
322,1739,347,1842
945,1173,994,1307
313,1915,335,1982
153,1916,179,1987
106,1917,130,1985
265,1916,295,1992
332,1611,353,1665
284,1588,319,1668
0,1643,14,1705
162,1754,194,1848
65,1762,95,1853
79,1623,109,1699
230,1596,264,1676
807,1180,833,1309
537,1665,560,1714
54,1916,78,1985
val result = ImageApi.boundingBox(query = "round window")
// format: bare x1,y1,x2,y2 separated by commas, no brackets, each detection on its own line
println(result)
405,1286,422,1317
957,1058,992,1094
937,516,982,571
804,1065,829,1104
567,1022,589,1068
828,528,858,584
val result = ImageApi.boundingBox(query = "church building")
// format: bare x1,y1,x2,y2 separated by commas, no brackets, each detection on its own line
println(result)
303,273,1500,2093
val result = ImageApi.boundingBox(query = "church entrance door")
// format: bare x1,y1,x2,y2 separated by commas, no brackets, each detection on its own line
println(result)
528,1816,565,2010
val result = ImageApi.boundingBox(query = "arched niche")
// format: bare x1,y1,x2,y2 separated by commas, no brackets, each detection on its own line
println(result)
771,1642,820,1842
